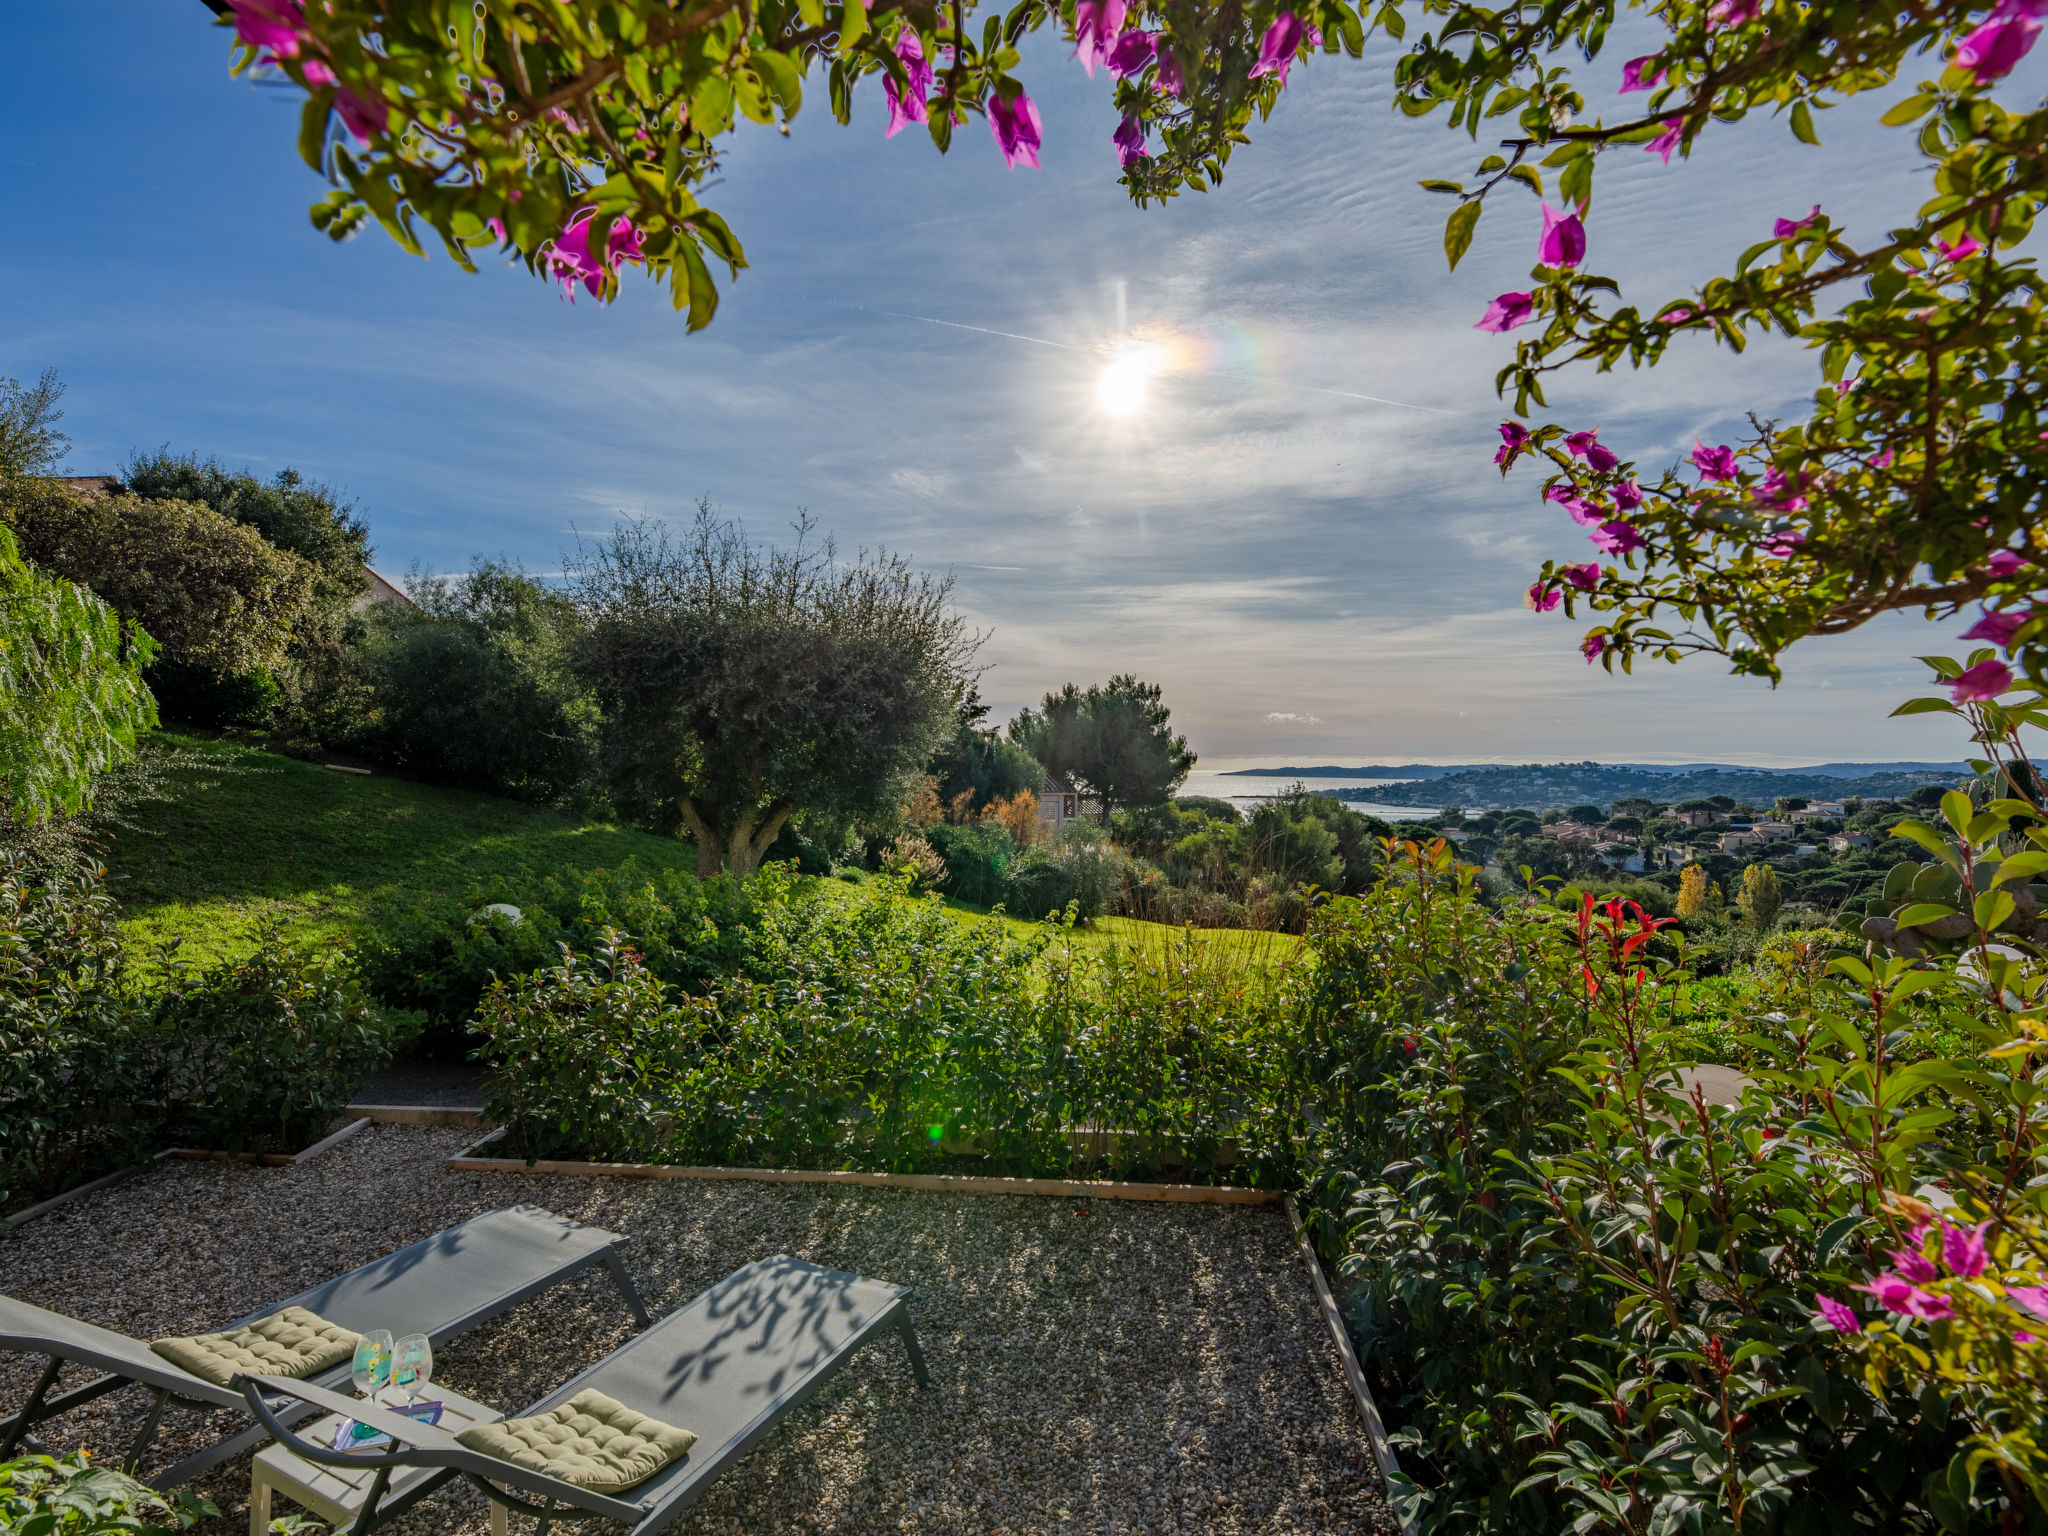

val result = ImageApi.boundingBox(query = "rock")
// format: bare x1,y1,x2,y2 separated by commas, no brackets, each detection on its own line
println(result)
2001,882,2040,933
1912,913,1975,942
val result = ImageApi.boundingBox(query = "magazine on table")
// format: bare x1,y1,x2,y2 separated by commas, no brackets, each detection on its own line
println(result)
331,1398,445,1452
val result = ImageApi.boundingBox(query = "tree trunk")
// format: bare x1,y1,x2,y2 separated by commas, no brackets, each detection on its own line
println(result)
727,801,796,877
677,796,796,877
676,799,725,880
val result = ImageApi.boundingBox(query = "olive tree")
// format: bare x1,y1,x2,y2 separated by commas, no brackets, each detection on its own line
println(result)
572,508,977,876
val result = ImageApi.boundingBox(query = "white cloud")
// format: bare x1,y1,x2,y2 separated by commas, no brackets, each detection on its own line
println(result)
1265,711,1326,725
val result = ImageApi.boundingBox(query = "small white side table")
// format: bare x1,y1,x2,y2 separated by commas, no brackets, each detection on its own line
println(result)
249,1387,506,1536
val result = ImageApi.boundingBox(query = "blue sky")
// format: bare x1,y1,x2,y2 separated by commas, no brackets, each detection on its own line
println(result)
1,3,2019,767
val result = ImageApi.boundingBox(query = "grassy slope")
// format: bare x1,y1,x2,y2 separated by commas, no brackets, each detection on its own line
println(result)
107,733,701,963
107,733,1299,965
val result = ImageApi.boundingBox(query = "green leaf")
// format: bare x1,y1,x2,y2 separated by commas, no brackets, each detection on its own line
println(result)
1892,903,1958,927
1790,99,1820,146
1890,697,1958,716
1880,93,1936,126
1418,179,1466,194
1507,164,1543,196
1973,889,2015,931
1557,153,1593,207
1444,200,1482,270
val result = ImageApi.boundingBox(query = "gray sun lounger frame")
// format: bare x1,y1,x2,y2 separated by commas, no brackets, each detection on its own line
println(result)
239,1254,928,1535
1,1204,649,1487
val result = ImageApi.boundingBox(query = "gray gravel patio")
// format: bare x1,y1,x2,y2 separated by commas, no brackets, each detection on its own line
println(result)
0,1123,1392,1534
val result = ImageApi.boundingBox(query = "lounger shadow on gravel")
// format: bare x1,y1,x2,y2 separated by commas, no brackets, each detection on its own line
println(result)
239,1254,930,1535
1,1204,649,1487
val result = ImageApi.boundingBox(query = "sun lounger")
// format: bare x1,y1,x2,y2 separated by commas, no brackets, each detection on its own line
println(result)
2,1204,649,1486
238,1254,928,1534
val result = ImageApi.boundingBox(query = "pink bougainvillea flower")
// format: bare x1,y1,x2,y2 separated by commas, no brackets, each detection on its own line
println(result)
1760,529,1807,559
1590,521,1646,556
1869,447,1895,469
884,31,933,137
1774,205,1822,239
1620,55,1665,92
1474,292,1537,332
1936,233,1983,262
1692,442,1739,482
486,216,508,245
1564,428,1617,473
1249,11,1306,85
1754,466,1808,512
1956,0,2043,84
1612,478,1644,511
1106,28,1158,77
1859,1274,1954,1319
1539,203,1587,269
1950,659,2016,702
546,209,646,299
988,90,1043,169
1112,113,1150,168
1547,483,1604,526
2008,1284,2048,1321
1155,46,1186,95
1961,606,2032,647
1709,0,1759,26
1645,119,1685,164
1893,1247,1938,1285
1071,0,1130,76
1814,1294,1862,1333
298,58,335,86
1526,582,1562,612
1564,563,1600,590
230,0,306,56
1943,1221,1991,1279
1496,422,1532,464
1989,549,2033,577
334,87,389,141
1582,633,1609,664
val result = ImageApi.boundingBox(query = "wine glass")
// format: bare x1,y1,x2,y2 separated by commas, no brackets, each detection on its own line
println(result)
392,1333,432,1405
350,1330,394,1406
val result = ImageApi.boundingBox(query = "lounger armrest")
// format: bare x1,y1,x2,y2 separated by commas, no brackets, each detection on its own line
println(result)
237,1375,647,1523
237,1375,458,1472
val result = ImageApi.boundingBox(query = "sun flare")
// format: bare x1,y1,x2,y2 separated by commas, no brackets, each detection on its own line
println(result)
1097,353,1152,416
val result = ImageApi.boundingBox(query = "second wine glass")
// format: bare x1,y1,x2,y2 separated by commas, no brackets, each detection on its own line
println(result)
392,1333,432,1404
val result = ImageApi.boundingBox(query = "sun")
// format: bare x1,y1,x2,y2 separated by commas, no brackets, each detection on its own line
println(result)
1096,345,1158,416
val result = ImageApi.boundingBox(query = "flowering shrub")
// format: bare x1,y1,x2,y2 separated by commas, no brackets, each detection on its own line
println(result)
1297,827,2048,1533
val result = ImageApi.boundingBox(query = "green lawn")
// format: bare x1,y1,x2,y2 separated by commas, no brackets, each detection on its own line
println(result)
106,733,702,963
105,733,1301,967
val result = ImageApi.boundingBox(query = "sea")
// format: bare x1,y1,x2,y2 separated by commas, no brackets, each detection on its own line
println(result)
1176,770,1441,822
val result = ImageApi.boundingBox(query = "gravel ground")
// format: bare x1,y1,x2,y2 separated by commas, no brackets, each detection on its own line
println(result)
350,1059,490,1107
0,1125,1391,1535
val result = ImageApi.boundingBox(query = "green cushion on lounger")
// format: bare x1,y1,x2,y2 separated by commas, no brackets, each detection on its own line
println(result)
149,1306,361,1388
457,1389,697,1493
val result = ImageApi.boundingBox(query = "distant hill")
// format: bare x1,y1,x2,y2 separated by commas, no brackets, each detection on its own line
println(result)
1226,760,1972,780
1296,762,1973,813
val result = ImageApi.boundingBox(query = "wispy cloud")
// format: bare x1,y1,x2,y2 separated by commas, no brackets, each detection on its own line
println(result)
1265,711,1326,725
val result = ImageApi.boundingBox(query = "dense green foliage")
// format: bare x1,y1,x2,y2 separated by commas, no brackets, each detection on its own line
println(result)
573,509,977,875
122,452,371,614
0,525,157,827
0,478,317,677
358,561,597,803
355,859,769,1052
0,1452,214,1534
479,888,1296,1177
0,856,400,1210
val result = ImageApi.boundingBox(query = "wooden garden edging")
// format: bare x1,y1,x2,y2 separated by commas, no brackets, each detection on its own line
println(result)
1284,1196,1418,1536
447,1129,1277,1205
158,1116,373,1169
4,1165,149,1232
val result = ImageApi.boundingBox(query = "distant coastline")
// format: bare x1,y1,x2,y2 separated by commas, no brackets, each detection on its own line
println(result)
1222,760,1972,779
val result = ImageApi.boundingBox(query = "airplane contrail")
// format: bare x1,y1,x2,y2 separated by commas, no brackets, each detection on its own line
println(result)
830,301,1457,415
